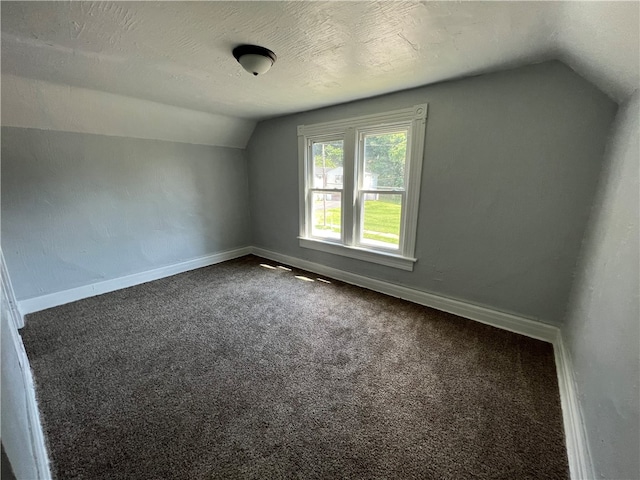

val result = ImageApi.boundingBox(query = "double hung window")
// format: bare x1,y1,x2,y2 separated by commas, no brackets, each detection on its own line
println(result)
298,104,428,271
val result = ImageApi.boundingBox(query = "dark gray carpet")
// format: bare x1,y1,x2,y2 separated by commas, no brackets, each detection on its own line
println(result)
21,255,568,479
2,444,17,480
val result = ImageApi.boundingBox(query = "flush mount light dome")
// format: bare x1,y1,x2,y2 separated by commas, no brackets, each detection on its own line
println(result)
232,44,277,76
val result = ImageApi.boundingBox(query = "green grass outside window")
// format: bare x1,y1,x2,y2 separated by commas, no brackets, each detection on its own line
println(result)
314,200,401,245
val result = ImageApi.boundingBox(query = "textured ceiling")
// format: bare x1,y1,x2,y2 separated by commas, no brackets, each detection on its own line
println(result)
1,1,639,121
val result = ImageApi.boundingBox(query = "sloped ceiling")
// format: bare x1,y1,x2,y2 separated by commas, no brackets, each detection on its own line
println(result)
554,1,639,104
1,1,638,125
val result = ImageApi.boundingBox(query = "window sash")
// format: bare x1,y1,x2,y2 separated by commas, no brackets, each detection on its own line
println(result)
309,190,343,242
354,125,410,253
355,191,405,251
305,137,345,240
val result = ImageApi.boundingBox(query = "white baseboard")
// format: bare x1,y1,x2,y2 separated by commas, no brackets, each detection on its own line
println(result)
553,332,594,480
8,245,591,480
251,247,558,343
252,246,592,480
3,248,49,477
18,247,252,315
3,302,52,479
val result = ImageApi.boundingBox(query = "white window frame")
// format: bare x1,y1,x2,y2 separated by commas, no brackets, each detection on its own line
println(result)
298,104,428,271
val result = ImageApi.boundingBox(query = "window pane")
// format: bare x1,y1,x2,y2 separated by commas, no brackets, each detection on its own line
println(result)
360,194,402,248
312,191,341,240
312,140,344,189
363,131,407,190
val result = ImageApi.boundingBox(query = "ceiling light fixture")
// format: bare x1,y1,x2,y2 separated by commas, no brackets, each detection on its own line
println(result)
232,44,277,76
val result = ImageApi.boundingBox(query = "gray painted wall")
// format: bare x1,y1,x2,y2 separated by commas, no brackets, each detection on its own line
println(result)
1,128,251,300
564,90,639,479
247,61,617,325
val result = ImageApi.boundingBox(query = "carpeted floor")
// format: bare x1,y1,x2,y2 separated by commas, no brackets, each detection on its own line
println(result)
21,255,568,479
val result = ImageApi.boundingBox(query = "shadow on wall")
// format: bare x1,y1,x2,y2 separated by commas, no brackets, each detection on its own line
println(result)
563,90,640,480
1,129,252,301
246,60,618,326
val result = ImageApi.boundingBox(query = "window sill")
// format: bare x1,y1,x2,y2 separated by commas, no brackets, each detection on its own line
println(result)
298,237,416,271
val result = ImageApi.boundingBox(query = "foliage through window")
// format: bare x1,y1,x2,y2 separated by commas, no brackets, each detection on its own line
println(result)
298,105,428,271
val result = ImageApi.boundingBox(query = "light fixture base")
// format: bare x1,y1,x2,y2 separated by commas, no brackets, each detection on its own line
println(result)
232,44,277,76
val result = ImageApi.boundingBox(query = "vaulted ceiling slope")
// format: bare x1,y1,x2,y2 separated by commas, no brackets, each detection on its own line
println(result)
1,1,638,123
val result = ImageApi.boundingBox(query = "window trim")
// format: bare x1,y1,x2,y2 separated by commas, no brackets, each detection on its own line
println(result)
298,104,428,271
